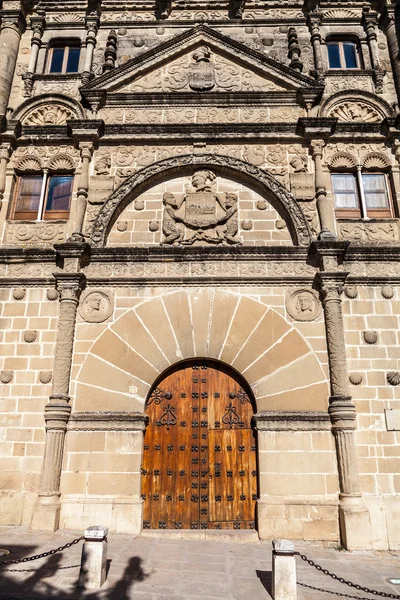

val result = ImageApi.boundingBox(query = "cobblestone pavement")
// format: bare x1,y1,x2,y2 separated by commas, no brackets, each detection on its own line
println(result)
0,526,399,599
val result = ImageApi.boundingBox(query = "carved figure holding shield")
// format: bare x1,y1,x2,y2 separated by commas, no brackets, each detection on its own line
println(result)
161,171,241,246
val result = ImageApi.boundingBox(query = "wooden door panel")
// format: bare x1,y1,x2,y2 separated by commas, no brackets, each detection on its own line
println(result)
142,360,257,530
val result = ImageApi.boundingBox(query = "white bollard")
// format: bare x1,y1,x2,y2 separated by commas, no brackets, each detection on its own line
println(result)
78,525,108,590
272,539,297,600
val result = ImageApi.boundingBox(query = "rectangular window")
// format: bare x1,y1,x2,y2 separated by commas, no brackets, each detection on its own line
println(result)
332,174,360,218
332,173,392,219
362,174,391,217
12,175,73,221
328,41,360,69
49,45,80,74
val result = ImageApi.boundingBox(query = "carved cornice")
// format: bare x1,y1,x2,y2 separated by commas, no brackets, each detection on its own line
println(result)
67,411,148,431
253,411,331,431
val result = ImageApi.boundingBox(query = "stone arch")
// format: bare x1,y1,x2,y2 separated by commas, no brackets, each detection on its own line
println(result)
319,90,393,122
74,289,329,414
11,94,85,125
89,154,313,247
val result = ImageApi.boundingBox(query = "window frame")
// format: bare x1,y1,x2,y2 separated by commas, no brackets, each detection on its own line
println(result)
47,42,81,75
327,39,362,70
332,171,393,220
12,173,74,221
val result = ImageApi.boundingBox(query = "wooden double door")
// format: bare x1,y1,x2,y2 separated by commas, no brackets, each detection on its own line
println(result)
142,360,257,530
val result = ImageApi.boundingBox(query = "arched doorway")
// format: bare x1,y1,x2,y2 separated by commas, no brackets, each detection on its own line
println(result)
142,359,257,531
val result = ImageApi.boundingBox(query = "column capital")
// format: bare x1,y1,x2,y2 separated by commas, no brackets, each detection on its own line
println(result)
316,271,350,300
0,10,27,34
53,272,86,302
30,13,45,37
85,14,99,35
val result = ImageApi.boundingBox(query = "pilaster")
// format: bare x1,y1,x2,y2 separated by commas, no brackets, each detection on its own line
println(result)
31,244,88,532
313,242,373,550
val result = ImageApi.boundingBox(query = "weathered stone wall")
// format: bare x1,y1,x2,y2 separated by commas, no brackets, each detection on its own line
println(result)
343,285,400,549
0,287,59,525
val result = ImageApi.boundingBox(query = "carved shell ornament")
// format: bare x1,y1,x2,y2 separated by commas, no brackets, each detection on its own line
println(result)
286,289,321,322
15,155,42,172
362,152,391,171
328,102,381,123
0,371,13,384
363,331,378,344
79,290,114,323
12,288,26,300
24,330,38,343
48,154,75,172
22,104,76,126
328,152,357,171
344,286,358,299
349,373,363,386
387,372,400,386
381,286,394,299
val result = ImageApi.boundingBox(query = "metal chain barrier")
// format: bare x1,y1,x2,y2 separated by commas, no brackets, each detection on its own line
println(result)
295,552,400,599
0,536,83,566
299,581,384,600
2,564,81,573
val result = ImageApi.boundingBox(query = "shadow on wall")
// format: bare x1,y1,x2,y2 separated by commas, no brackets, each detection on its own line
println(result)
0,550,148,600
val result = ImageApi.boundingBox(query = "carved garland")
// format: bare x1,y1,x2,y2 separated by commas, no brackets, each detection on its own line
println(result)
90,154,312,247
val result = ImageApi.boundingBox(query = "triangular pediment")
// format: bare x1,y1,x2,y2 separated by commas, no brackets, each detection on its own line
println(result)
82,25,322,103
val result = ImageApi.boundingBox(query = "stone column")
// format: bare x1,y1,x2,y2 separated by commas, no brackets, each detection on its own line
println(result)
22,14,45,97
31,245,88,531
0,143,12,203
363,9,385,94
310,140,336,239
81,15,99,87
68,121,103,242
308,12,324,82
73,143,93,240
382,5,400,107
0,6,26,116
314,244,373,550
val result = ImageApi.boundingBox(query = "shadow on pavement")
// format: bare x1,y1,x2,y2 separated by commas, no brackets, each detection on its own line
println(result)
256,569,273,597
0,546,148,600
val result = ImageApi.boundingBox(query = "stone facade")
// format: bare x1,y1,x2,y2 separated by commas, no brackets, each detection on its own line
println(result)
0,0,400,550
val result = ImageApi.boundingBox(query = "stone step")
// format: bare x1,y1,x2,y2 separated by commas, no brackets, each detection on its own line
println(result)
140,529,260,543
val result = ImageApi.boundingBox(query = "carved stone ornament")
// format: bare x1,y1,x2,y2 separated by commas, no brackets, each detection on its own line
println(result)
12,287,26,300
22,104,76,125
116,221,127,232
381,286,394,299
47,288,59,301
363,331,378,345
276,219,286,230
91,154,312,247
149,221,159,232
257,200,267,210
162,170,240,246
290,173,315,201
344,286,358,299
387,372,400,386
286,289,321,322
328,101,382,123
241,220,253,231
39,371,52,384
188,46,215,92
79,290,114,323
328,152,358,170
0,370,13,384
349,373,363,386
24,330,37,343
362,152,391,171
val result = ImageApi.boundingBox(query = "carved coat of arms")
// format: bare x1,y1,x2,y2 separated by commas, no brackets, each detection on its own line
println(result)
188,46,215,92
162,170,240,246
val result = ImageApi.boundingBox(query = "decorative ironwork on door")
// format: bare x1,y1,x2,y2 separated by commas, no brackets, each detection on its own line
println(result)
142,360,257,530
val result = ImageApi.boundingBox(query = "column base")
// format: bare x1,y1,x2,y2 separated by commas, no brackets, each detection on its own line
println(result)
30,494,61,532
339,494,373,551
